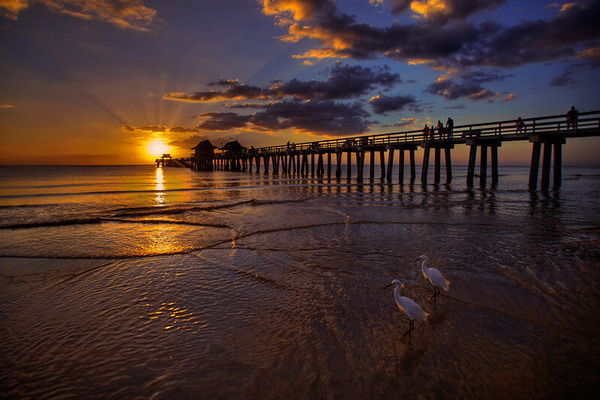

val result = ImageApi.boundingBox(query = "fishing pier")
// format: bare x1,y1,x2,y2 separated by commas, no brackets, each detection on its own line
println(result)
175,110,600,189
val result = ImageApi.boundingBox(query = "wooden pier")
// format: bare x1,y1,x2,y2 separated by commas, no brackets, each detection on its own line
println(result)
172,111,600,190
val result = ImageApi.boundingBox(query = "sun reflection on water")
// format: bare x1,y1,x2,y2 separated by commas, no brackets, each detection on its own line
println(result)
155,167,165,205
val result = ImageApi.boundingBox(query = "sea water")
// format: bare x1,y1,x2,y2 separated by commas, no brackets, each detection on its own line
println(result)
0,165,599,399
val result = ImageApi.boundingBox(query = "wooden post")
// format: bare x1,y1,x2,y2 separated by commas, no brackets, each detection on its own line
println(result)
421,146,431,184
541,142,552,189
467,145,477,187
434,147,441,184
410,149,416,183
491,146,499,186
317,153,324,177
379,150,386,179
444,147,452,183
327,152,332,178
529,142,541,189
336,151,343,179
263,155,270,174
386,148,395,182
357,151,365,181
554,142,562,189
370,150,375,180
282,155,287,175
302,153,309,177
347,150,352,179
311,152,315,177
480,145,488,188
398,149,405,184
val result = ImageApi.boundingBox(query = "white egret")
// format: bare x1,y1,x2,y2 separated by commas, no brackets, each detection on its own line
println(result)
416,255,450,302
384,279,428,338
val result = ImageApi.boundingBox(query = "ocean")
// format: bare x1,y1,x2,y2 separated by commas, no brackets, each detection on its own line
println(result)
0,164,599,399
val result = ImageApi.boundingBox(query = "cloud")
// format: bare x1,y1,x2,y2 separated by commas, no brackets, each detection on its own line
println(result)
1,0,157,30
196,112,252,131
424,67,510,101
394,117,418,127
168,134,216,150
0,104,16,108
196,99,373,136
426,75,500,100
550,71,576,87
409,0,505,24
370,94,420,114
259,0,600,71
260,0,335,22
121,124,198,134
164,63,401,103
0,0,28,19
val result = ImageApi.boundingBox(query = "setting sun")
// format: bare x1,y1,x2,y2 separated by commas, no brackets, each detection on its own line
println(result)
147,139,171,158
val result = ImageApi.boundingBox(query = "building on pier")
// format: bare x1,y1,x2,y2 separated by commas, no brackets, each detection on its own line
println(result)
192,140,218,171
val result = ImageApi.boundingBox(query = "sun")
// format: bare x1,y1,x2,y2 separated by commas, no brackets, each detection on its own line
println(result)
147,139,171,158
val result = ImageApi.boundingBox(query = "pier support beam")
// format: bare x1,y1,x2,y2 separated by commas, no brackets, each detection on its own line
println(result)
466,139,501,189
347,150,352,180
386,147,395,182
336,151,343,179
528,135,566,190
357,150,365,181
421,143,454,185
370,150,375,180
379,150,386,179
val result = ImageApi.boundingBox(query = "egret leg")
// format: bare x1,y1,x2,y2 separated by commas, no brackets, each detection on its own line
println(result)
428,286,440,303
401,319,414,338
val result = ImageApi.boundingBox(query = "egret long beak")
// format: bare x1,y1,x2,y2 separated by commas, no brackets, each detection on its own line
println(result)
383,282,394,290
414,257,421,262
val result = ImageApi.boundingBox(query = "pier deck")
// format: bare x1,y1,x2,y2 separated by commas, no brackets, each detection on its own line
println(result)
174,110,600,189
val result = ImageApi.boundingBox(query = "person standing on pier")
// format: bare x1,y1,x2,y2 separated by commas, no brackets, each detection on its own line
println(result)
516,117,526,134
566,106,579,130
446,117,454,139
437,120,445,139
423,124,430,141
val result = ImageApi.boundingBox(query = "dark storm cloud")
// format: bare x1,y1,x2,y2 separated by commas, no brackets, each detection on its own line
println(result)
165,63,401,102
407,0,506,25
164,81,267,102
425,68,509,100
196,112,252,131
370,94,419,114
426,78,496,100
196,99,372,136
550,71,576,87
270,0,600,71
271,63,400,99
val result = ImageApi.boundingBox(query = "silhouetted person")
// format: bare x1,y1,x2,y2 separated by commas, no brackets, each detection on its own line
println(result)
423,124,430,141
566,106,579,130
446,117,454,139
437,120,444,139
515,117,526,134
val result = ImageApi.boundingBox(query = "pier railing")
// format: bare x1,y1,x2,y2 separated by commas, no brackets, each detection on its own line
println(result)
252,110,600,154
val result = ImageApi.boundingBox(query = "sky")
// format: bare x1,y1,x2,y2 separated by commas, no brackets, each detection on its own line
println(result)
0,0,599,165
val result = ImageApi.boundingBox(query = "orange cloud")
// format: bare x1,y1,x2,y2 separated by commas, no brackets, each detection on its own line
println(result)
410,0,449,21
0,0,28,19
261,0,324,21
0,0,157,30
577,46,600,60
